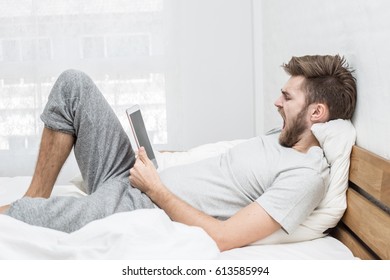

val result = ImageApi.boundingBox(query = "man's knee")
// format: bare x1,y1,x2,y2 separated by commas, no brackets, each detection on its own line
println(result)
50,69,96,102
57,69,91,85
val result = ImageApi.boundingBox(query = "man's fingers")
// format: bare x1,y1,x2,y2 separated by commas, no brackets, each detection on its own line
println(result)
137,147,150,164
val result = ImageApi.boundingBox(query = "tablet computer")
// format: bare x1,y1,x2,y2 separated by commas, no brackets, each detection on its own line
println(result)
126,105,158,168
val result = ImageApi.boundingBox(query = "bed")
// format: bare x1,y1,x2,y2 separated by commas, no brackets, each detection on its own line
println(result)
0,120,389,260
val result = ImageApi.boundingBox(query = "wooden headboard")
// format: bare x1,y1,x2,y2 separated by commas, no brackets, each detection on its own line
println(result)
332,146,390,260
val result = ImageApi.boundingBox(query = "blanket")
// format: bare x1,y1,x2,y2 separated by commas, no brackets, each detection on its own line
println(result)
0,208,219,259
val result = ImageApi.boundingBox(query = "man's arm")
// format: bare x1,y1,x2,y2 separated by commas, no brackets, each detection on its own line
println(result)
130,148,281,251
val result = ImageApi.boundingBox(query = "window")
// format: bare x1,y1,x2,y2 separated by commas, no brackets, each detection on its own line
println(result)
106,34,150,58
0,0,166,177
1,39,20,62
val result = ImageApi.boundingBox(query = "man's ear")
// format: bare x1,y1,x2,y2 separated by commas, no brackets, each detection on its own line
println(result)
310,103,329,123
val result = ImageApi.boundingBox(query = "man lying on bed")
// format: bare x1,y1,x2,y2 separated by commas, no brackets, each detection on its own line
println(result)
0,55,356,252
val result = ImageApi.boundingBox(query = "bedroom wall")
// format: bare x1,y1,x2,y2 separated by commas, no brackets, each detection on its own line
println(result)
166,0,255,150
254,0,390,160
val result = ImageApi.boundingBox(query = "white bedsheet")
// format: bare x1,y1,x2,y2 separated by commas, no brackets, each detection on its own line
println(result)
0,176,356,260
0,209,219,260
220,236,355,260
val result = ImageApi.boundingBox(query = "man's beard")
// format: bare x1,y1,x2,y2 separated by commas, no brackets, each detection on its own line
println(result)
279,107,309,148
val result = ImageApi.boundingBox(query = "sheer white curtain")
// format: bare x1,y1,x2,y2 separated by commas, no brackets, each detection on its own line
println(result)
0,0,170,179
0,0,257,181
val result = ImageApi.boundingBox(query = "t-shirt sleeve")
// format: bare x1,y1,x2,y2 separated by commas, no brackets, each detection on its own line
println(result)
256,168,326,234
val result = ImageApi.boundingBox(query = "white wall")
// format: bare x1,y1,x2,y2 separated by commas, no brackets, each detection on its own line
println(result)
254,0,390,159
166,0,255,150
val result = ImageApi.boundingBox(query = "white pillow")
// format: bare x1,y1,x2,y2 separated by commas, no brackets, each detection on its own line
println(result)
155,139,247,171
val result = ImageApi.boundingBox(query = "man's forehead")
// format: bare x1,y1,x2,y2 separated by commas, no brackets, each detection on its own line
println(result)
282,76,306,94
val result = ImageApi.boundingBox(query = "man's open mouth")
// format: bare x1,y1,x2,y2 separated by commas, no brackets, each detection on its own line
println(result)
279,109,286,130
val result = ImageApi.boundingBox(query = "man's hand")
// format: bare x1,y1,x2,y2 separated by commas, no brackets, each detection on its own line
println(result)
129,147,165,197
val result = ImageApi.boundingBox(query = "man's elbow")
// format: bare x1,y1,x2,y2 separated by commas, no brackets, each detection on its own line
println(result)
214,235,234,252
211,222,281,252
211,225,241,252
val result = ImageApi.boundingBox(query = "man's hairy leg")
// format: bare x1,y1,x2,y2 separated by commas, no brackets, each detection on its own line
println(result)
0,205,9,213
24,127,75,198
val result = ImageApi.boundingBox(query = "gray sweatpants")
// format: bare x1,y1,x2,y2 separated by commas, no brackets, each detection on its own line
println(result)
5,70,155,233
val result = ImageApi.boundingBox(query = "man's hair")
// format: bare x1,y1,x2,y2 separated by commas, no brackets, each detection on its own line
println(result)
282,55,357,120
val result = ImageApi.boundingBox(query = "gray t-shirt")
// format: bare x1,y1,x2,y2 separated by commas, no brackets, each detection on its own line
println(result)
160,132,329,233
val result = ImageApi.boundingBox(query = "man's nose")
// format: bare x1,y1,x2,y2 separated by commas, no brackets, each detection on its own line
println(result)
274,95,283,108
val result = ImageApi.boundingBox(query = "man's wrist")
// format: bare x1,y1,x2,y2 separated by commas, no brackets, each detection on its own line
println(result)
147,183,171,205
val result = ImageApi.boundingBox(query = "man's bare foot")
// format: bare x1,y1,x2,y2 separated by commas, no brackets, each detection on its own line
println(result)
0,204,10,214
